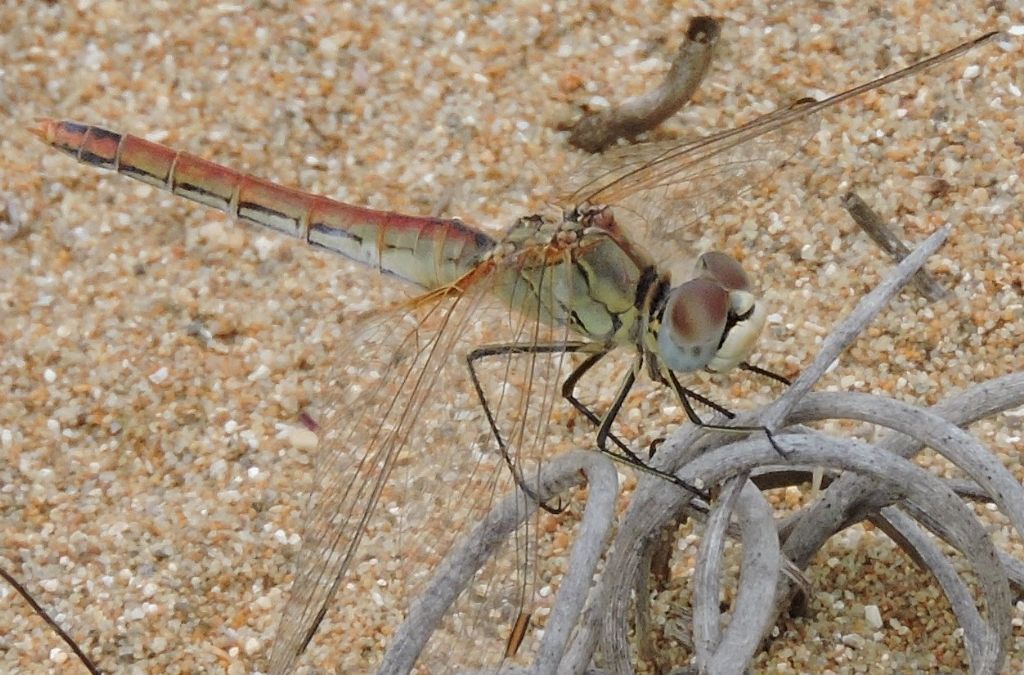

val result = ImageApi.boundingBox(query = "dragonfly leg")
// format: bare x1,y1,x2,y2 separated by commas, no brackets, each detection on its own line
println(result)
594,367,640,457
468,342,709,502
644,384,738,460
666,370,788,457
739,360,792,386
564,352,710,501
466,341,592,514
559,349,641,460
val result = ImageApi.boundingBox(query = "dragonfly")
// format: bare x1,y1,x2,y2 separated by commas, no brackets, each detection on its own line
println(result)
31,32,998,673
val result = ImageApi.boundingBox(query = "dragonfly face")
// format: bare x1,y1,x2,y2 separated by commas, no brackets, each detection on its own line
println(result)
655,251,767,375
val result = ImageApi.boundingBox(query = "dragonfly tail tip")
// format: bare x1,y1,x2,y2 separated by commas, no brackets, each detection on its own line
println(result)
28,117,59,144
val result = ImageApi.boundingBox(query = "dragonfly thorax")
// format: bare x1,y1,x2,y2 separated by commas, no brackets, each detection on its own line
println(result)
490,208,659,346
653,252,766,374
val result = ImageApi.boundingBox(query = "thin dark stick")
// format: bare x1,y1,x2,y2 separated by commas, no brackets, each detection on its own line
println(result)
0,565,103,675
841,191,947,301
567,16,720,152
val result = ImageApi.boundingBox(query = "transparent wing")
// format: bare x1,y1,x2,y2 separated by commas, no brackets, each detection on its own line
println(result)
561,32,997,270
413,254,591,672
269,247,593,673
562,98,822,268
568,98,821,207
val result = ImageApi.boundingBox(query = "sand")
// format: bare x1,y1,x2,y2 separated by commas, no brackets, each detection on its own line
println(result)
2,1,1022,673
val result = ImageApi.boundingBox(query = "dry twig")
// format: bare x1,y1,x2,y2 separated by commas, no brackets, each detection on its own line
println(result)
0,565,103,674
567,17,720,153
387,227,1024,673
842,190,948,301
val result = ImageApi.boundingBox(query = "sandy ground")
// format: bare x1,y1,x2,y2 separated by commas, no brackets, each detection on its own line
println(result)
2,1,1023,673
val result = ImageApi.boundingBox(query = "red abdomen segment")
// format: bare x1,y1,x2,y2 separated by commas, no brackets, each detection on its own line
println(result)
33,119,495,290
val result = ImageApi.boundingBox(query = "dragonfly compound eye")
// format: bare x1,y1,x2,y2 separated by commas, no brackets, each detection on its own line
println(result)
695,251,752,292
658,277,729,372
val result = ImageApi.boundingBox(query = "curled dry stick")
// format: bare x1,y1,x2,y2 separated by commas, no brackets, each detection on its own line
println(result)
567,16,721,153
385,228,1024,674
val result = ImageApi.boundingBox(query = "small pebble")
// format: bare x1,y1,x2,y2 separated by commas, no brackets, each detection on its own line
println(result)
865,604,884,629
244,637,261,656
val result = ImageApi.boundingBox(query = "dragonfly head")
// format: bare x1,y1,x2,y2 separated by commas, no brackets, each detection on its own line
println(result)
656,252,766,374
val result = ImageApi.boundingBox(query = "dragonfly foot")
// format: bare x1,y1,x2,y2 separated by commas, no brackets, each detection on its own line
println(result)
518,482,566,514
541,495,568,514
765,427,790,458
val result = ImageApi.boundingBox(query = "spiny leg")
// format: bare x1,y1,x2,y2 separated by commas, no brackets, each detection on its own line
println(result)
562,351,741,466
740,360,791,386
665,370,788,456
469,342,710,502
466,341,593,513
564,351,711,500
595,366,639,457
560,348,645,462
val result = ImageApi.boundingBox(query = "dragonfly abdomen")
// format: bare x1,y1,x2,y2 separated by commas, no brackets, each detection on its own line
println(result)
33,118,494,290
